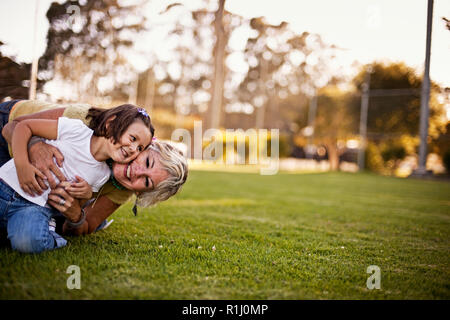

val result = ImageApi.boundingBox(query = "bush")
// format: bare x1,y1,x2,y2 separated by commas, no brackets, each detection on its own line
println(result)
202,130,292,163
443,150,450,173
381,145,406,163
365,142,384,173
365,142,407,175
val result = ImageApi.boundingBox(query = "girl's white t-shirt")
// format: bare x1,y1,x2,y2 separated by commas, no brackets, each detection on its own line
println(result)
0,117,111,207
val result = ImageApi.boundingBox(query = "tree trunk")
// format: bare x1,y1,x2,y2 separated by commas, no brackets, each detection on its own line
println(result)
144,69,155,112
326,141,340,171
208,0,226,129
255,57,268,129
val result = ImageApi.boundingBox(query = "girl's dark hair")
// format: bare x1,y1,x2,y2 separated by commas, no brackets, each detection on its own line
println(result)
86,104,155,143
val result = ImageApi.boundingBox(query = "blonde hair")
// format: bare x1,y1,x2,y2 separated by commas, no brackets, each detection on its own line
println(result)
136,140,188,207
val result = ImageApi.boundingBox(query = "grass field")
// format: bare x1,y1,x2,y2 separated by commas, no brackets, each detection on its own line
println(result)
0,171,449,299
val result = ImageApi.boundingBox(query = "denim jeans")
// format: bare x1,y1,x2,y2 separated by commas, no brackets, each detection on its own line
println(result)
0,100,20,166
0,179,67,253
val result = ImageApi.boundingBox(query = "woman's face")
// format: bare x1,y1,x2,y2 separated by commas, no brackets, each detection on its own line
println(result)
112,148,169,192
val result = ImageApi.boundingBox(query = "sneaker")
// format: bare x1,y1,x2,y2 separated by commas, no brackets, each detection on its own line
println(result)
49,218,56,232
95,219,114,232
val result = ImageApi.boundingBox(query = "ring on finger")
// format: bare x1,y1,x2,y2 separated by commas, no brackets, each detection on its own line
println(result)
59,198,66,206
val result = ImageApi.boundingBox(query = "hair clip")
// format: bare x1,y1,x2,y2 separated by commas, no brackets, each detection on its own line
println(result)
137,108,149,118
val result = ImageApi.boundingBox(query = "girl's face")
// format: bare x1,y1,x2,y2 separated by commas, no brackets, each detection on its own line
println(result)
107,120,152,163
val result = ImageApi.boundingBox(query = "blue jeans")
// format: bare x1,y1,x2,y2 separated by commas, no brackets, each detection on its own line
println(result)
0,179,67,253
0,100,20,166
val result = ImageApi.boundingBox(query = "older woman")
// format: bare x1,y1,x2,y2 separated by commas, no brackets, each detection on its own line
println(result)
0,100,187,249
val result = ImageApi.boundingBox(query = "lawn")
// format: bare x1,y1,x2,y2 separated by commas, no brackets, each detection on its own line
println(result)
0,171,449,299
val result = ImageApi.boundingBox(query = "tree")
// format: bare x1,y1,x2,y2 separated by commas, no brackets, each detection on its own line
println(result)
443,17,450,31
308,86,360,171
242,17,290,129
353,62,447,174
430,120,450,173
0,42,43,100
353,62,445,139
39,0,147,101
208,0,226,129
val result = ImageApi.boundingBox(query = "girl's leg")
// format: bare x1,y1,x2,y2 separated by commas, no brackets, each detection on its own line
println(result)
7,202,67,254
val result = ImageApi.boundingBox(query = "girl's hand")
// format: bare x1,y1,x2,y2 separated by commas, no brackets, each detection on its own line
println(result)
63,175,92,199
16,162,47,197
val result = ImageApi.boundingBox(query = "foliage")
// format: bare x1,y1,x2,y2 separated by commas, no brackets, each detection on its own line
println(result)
430,122,450,172
0,42,43,100
237,18,340,131
443,150,450,173
353,62,446,174
380,144,406,163
305,86,360,170
39,0,147,100
380,143,406,174
200,129,291,163
353,62,445,139
366,139,409,175
365,142,384,173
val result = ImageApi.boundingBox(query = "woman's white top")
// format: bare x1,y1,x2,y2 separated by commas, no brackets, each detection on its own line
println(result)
0,117,110,207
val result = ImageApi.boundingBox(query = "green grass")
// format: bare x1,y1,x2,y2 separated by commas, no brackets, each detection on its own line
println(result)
1,171,449,299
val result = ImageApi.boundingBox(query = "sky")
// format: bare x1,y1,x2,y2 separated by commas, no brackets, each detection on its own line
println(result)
226,0,450,87
0,0,449,88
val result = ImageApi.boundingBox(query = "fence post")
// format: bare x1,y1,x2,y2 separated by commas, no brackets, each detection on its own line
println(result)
413,0,434,176
358,69,371,171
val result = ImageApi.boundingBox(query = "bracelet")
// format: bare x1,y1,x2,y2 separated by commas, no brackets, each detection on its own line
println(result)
66,208,86,228
28,136,45,149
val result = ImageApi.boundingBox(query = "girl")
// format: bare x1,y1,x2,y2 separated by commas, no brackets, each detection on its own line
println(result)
0,104,154,253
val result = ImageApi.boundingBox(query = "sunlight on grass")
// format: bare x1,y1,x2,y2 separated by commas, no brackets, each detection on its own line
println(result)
166,198,258,207
1,171,449,299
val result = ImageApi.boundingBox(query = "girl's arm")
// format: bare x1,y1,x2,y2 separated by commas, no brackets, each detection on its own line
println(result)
12,119,59,196
2,107,67,189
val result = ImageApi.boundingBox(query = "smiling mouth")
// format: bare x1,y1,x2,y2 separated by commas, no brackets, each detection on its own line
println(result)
121,147,129,159
124,163,131,180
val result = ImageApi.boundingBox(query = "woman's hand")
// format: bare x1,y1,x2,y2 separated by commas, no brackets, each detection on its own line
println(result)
62,176,92,199
28,141,66,189
47,186,82,223
16,162,47,196
62,195,120,236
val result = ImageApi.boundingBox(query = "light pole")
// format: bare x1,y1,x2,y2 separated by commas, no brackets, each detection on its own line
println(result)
29,0,40,100
412,0,434,176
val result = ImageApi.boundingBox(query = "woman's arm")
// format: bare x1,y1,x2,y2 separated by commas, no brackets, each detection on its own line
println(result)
48,187,120,236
